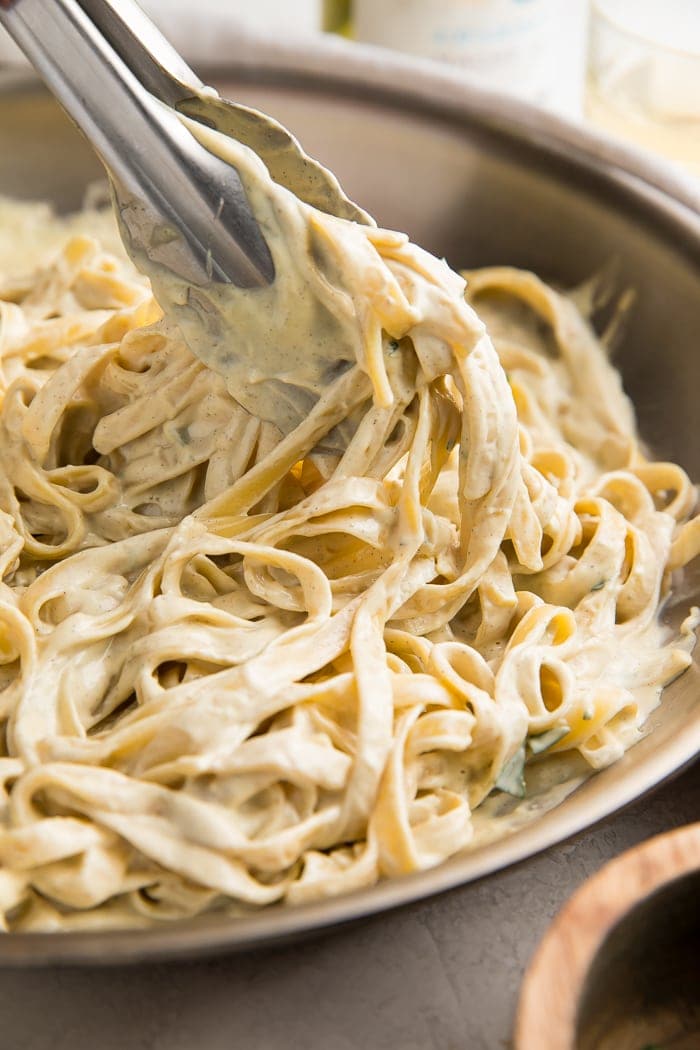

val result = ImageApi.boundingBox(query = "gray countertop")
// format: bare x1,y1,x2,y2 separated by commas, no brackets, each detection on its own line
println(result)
2,761,698,1050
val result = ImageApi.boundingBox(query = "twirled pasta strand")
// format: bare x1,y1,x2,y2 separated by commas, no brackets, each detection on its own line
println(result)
0,200,696,931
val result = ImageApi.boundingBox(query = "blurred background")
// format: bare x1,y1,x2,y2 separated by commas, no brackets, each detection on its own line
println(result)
0,1,698,177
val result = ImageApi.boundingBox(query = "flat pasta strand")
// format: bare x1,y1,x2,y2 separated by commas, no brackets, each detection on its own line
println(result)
0,199,696,932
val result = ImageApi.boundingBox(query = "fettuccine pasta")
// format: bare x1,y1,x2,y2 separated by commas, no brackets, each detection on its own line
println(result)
0,192,696,932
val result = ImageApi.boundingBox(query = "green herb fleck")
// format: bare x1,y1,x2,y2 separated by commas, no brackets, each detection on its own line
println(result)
590,579,606,592
527,726,568,755
388,339,399,353
495,744,526,798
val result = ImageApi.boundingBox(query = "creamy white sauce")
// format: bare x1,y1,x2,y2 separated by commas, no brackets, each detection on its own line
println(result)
124,111,382,436
0,105,697,930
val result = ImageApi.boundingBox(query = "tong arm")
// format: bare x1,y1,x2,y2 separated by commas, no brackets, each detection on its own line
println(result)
0,0,274,287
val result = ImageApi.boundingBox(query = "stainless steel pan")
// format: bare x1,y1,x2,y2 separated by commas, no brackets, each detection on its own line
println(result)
0,33,697,964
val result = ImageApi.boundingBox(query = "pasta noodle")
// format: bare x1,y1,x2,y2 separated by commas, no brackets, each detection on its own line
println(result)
0,182,697,932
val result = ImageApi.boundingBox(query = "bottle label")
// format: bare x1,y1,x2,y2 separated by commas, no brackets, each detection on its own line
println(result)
355,0,562,102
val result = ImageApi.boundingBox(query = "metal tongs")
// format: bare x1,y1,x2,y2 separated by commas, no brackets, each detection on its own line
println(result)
0,0,368,289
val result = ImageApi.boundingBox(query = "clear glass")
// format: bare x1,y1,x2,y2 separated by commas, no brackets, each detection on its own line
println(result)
586,0,700,177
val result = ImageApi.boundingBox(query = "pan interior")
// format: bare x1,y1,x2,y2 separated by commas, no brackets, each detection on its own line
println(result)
0,67,697,962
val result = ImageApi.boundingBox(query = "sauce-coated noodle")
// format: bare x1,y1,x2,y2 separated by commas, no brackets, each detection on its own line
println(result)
0,192,697,931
